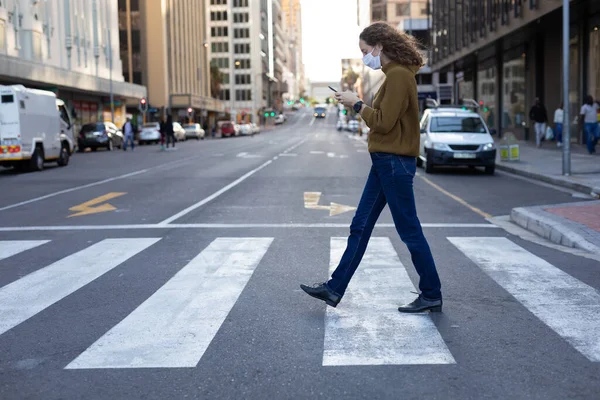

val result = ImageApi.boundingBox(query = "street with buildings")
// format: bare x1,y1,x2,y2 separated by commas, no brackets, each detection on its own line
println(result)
1,0,600,399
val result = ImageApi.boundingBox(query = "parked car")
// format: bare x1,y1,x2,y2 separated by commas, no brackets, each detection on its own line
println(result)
220,122,236,138
138,122,161,145
183,123,205,140
347,120,360,133
251,123,260,134
418,107,497,174
239,124,253,136
274,114,286,125
78,122,124,152
173,122,186,141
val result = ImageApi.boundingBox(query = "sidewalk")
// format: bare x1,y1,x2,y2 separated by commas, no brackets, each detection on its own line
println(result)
495,140,600,197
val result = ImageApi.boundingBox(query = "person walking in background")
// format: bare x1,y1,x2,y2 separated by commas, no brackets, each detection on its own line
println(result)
122,117,135,152
165,115,176,149
553,103,564,147
529,97,548,147
300,21,443,313
580,95,600,154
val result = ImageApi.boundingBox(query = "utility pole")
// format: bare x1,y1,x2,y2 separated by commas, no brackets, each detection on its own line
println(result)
562,0,570,175
107,0,114,123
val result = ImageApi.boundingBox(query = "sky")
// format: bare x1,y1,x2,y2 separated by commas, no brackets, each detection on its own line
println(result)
301,0,366,83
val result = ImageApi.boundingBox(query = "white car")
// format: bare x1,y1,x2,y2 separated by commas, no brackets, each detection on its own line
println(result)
347,120,360,133
274,114,286,125
183,123,205,140
139,122,161,145
418,107,497,174
173,122,186,141
239,124,253,136
336,120,348,131
251,123,260,134
233,124,241,136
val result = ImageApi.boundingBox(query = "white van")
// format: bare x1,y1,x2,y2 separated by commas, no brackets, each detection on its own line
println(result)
0,85,74,171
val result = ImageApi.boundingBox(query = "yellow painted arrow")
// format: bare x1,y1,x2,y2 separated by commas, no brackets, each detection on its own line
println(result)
68,192,127,218
304,192,356,217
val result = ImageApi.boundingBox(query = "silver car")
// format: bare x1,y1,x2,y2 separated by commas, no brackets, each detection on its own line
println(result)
183,123,206,140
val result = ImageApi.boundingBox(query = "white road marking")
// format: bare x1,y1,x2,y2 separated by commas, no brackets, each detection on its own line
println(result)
67,237,273,369
310,151,324,154
0,240,50,261
449,237,600,362
279,153,297,157
323,237,455,366
0,238,160,336
0,223,500,231
357,149,367,153
0,156,203,213
327,152,335,158
309,118,316,127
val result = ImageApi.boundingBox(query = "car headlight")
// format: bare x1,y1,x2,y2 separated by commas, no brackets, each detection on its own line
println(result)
431,142,451,151
483,143,495,151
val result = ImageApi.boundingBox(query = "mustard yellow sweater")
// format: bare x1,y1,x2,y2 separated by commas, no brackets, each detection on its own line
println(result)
361,62,421,157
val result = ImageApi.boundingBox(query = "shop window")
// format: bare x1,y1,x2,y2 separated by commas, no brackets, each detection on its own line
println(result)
478,65,497,129
396,3,410,16
501,55,526,135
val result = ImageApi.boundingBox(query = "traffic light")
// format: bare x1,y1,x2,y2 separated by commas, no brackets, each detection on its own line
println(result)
139,98,148,112
270,112,275,117
264,112,269,117
300,98,305,104
187,107,193,114
342,109,347,115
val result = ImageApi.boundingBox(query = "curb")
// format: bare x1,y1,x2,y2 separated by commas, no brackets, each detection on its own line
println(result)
496,162,600,196
510,207,600,254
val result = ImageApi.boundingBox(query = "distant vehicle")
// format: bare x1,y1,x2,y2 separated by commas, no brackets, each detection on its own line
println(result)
418,107,496,175
336,120,348,131
173,122,186,141
239,124,253,136
251,123,260,134
233,124,241,136
220,122,236,138
0,84,74,171
274,114,286,125
78,122,124,152
314,106,326,118
348,120,360,133
183,123,205,140
138,122,161,145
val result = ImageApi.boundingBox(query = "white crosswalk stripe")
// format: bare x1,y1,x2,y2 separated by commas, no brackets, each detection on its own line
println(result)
0,238,160,336
323,237,455,366
449,237,600,362
0,240,49,261
66,237,273,369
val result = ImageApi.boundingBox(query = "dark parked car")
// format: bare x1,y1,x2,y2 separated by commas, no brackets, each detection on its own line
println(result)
78,122,124,152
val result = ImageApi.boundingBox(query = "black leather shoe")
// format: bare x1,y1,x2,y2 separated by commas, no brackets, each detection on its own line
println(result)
398,294,442,313
300,282,341,308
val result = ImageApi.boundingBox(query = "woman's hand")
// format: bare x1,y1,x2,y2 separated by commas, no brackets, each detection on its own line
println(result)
334,91,361,108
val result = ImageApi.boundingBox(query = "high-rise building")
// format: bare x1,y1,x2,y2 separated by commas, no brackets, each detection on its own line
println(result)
281,0,305,100
370,0,429,26
207,0,285,123
0,0,146,129
119,0,223,127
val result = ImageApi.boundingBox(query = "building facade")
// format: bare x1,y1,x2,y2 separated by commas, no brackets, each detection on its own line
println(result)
431,0,600,144
371,0,430,26
281,0,305,101
0,0,146,129
119,0,223,128
207,0,285,124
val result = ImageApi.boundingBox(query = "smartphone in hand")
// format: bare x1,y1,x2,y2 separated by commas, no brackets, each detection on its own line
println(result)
328,86,338,92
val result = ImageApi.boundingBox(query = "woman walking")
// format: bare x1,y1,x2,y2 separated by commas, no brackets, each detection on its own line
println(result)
165,115,176,149
553,103,564,147
300,22,442,313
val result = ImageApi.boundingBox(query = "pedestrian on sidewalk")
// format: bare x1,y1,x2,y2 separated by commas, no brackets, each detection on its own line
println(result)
553,102,564,147
165,115,176,149
300,21,443,314
123,117,135,151
529,97,548,148
579,95,599,154
159,116,166,151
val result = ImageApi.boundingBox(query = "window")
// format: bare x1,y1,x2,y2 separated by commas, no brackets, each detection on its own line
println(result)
1,94,14,103
233,0,249,7
214,57,229,68
233,13,249,23
222,74,230,84
211,42,229,53
396,2,410,16
416,73,432,85
234,43,250,54
130,0,139,11
234,59,250,69
210,0,227,4
131,30,141,52
234,28,249,38
211,27,228,37
210,11,228,21
430,116,487,133
235,90,252,101
235,74,251,84
219,89,230,101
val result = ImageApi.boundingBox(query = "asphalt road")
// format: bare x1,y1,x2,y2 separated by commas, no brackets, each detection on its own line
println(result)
0,108,599,400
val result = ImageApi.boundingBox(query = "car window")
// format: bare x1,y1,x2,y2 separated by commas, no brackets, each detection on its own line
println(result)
81,123,104,133
429,116,487,133
143,123,159,128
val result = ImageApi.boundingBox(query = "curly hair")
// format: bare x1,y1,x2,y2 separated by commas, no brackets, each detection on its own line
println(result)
360,22,426,67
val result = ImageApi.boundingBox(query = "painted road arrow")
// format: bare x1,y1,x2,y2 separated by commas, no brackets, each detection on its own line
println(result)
304,192,356,217
68,192,127,218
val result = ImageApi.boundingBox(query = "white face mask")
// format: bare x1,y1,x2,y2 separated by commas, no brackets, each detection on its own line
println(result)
363,48,382,70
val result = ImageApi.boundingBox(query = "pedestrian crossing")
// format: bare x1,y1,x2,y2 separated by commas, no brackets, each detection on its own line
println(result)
0,235,598,370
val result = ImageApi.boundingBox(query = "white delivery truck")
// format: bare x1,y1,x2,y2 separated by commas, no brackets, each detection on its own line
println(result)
0,85,75,172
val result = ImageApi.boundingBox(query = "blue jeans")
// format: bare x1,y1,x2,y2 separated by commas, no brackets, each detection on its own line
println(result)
124,134,135,151
584,123,599,153
327,153,442,300
554,123,563,144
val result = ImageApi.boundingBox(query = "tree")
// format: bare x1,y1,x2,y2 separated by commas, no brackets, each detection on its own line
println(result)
210,61,223,99
343,68,359,90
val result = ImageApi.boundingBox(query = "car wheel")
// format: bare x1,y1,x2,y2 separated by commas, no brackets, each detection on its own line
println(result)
57,145,70,167
424,152,434,174
485,165,495,175
29,147,44,172
91,147,97,152
107,140,114,151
